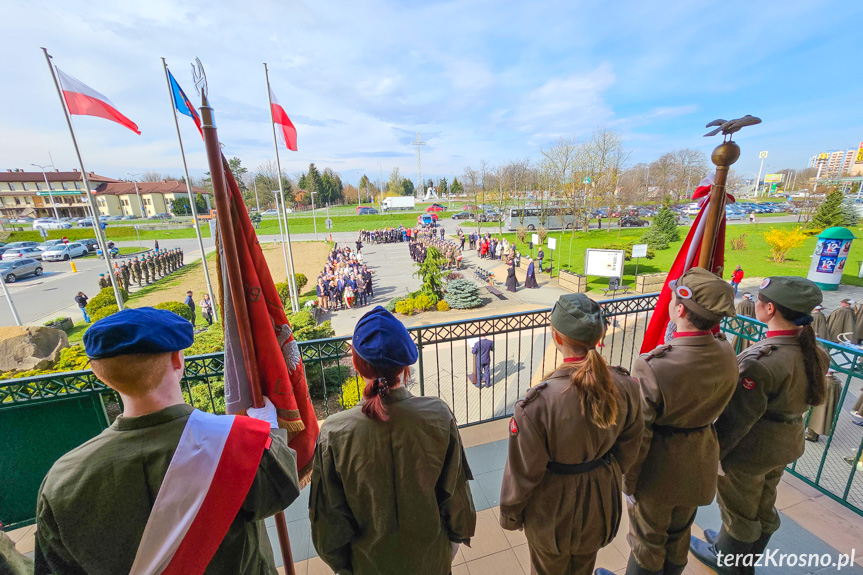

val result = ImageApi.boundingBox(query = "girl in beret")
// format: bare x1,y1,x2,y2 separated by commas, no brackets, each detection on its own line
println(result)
499,294,644,575
309,306,476,575
691,276,829,572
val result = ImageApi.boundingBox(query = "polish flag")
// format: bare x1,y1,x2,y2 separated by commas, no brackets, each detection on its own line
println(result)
56,67,141,135
269,87,297,151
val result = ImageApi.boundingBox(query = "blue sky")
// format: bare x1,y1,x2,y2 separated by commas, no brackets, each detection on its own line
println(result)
2,0,862,186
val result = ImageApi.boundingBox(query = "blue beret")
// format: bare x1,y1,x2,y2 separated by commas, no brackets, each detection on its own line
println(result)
352,306,418,368
84,307,194,359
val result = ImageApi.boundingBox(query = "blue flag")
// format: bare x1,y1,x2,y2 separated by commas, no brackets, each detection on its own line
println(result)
168,69,203,137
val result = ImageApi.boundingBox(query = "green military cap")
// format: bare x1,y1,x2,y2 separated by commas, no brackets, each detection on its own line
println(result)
758,276,822,314
670,267,736,321
550,293,604,344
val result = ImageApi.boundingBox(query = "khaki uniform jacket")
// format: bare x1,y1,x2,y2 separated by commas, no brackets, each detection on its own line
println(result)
309,388,475,575
732,300,757,352
499,366,643,555
812,310,829,341
827,307,855,343
715,335,829,471
625,334,738,507
35,404,300,575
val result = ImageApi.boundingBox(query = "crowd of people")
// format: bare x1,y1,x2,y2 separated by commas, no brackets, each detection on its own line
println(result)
360,226,409,244
315,244,374,312
31,271,833,575
96,247,184,294
409,229,463,268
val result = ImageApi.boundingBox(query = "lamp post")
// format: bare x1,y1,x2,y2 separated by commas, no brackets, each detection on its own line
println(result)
31,163,60,220
310,191,318,240
127,173,144,218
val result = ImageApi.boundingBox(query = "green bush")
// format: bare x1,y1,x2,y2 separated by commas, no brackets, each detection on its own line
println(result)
307,363,352,400
436,300,450,312
385,297,403,312
294,273,308,291
395,298,416,315
85,286,129,316
340,375,365,410
185,322,225,355
90,304,119,322
639,227,670,251
415,294,434,311
155,301,194,322
190,379,225,414
275,281,291,305
444,279,483,309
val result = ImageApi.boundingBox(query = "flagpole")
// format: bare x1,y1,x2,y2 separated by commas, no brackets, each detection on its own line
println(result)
0,269,22,326
273,185,296,311
42,47,125,310
198,78,296,575
697,140,740,271
161,58,218,321
264,63,299,313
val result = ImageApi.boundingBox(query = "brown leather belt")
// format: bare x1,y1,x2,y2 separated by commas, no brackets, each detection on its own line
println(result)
546,452,612,475
652,423,711,436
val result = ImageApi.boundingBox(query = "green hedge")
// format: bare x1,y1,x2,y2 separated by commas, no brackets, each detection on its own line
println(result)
155,301,194,322
307,363,352,400
90,304,119,322
85,286,129,316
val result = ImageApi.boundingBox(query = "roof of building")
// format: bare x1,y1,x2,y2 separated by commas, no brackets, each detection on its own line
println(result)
94,180,209,196
0,169,120,183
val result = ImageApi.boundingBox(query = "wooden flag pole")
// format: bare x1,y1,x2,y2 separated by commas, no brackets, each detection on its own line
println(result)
197,68,296,575
697,141,740,271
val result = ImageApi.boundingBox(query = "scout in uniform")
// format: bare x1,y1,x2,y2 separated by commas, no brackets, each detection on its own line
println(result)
310,306,476,575
501,294,644,575
691,277,829,575
826,298,855,343
811,304,828,340
132,257,142,286
602,269,738,575
34,308,301,574
731,292,756,352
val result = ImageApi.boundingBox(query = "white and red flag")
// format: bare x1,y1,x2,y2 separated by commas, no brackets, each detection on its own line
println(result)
56,67,140,135
640,174,734,352
269,87,297,151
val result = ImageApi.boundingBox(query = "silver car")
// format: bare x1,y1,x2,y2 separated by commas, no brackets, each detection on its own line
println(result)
0,258,43,283
2,247,44,261
41,242,89,261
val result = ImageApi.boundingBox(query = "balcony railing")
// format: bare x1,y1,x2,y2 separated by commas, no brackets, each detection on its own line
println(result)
2,293,862,529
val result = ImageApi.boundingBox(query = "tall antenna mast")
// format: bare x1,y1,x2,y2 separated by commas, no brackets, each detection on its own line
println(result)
412,131,426,199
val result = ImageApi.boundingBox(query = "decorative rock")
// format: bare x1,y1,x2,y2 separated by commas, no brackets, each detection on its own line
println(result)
0,326,69,372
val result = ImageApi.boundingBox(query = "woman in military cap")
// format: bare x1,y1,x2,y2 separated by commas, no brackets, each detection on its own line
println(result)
309,306,476,575
691,276,829,574
499,294,644,575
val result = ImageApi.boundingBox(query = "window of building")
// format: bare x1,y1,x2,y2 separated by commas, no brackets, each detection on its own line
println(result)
36,182,43,191
61,182,68,190
14,197,21,205
74,182,82,190
21,183,29,191
8,183,15,191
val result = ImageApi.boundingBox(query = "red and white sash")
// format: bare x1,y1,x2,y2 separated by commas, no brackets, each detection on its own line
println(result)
129,409,272,575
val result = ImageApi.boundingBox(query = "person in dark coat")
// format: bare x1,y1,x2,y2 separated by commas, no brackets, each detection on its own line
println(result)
184,290,196,327
471,337,495,388
505,260,518,292
812,304,828,340
827,299,856,343
524,258,539,289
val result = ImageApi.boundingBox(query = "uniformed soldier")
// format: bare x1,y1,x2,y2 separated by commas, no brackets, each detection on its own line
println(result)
501,294,643,575
731,292,757,352
155,252,163,277
826,299,855,343
309,306,476,575
142,257,151,284
120,262,130,293
812,304,828,340
97,273,108,290
132,257,142,286
691,276,829,575
599,269,738,575
35,308,301,574
147,255,156,282
179,247,184,266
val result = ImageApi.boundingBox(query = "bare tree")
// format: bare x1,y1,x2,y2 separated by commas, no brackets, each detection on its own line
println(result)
581,128,631,232
541,136,580,235
141,171,163,182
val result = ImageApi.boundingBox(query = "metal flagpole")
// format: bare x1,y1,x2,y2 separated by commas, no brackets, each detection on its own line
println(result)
263,63,299,312
274,188,297,312
42,47,125,310
161,58,218,321
0,269,22,326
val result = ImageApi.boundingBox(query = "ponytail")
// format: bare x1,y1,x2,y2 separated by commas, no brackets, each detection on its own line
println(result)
758,295,827,406
351,349,407,421
549,329,620,428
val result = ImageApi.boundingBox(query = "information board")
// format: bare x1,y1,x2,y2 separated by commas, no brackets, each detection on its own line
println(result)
584,249,625,278
631,244,648,258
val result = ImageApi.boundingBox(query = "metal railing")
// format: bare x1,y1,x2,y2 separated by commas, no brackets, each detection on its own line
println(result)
2,293,862,525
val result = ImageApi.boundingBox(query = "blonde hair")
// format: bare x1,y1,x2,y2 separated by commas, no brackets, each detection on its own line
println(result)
90,352,174,397
549,327,620,428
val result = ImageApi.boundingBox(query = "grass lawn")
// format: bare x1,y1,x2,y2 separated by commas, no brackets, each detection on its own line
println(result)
488,221,863,293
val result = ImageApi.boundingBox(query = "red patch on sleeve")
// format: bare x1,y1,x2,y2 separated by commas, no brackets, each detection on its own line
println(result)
509,418,518,435
741,377,756,390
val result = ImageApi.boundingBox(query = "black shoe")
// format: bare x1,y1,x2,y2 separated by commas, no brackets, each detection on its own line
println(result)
624,554,663,575
662,561,686,575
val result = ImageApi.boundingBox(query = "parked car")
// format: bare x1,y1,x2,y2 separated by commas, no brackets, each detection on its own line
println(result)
620,216,650,228
4,241,40,250
261,209,279,216
41,242,90,261
683,203,701,215
725,207,745,221
12,217,35,223
463,204,478,211
77,238,100,251
426,205,446,212
0,258,43,283
148,213,172,220
37,240,66,251
2,247,44,261
33,218,73,230
77,217,96,227
451,211,475,220
357,207,379,215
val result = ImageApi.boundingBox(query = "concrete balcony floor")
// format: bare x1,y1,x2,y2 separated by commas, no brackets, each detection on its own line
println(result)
8,418,863,574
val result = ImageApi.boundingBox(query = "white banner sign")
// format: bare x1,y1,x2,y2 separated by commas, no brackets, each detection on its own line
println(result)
631,244,648,258
531,233,539,245
584,249,625,278
547,237,557,250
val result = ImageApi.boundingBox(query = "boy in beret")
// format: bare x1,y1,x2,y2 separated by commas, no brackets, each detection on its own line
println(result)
607,268,738,575
34,308,300,575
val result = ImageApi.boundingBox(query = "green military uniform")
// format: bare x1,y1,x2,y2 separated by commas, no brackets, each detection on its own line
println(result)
97,274,108,290
35,405,300,575
501,367,643,575
132,258,142,286
691,276,829,574
120,263,130,293
179,247,184,266
155,253,163,277
731,295,757,352
310,388,475,575
142,258,150,284
147,257,156,282
624,268,738,575
812,306,828,340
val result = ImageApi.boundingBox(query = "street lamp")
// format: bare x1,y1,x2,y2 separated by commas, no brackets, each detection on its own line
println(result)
127,173,144,218
310,191,318,240
31,163,60,220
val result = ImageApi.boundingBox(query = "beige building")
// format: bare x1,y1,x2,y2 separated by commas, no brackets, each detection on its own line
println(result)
0,169,119,218
93,180,210,217
808,148,859,177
